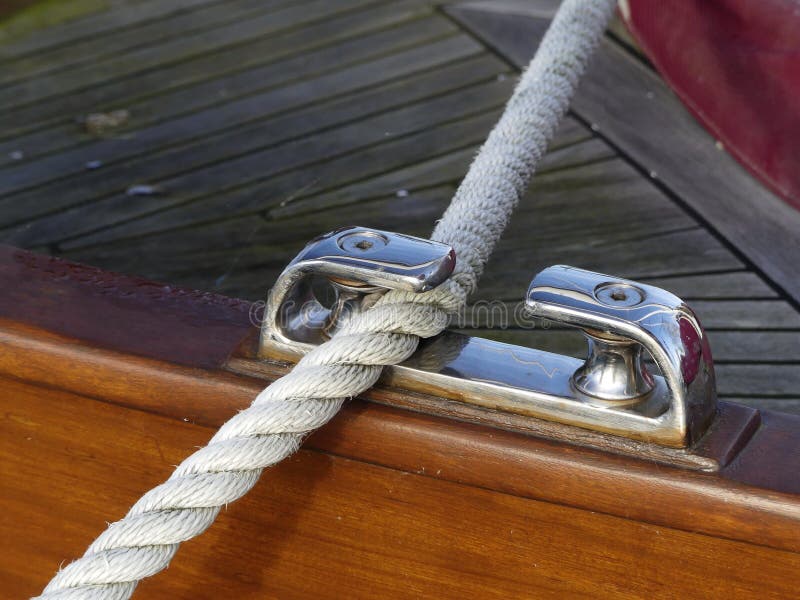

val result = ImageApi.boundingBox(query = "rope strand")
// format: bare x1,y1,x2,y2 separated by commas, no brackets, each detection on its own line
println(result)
37,1,616,596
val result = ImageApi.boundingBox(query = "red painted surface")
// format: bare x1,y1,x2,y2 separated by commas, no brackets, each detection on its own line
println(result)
623,0,800,211
0,245,253,368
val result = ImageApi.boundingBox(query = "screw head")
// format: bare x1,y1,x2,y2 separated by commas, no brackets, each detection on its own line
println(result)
337,230,388,253
594,282,645,307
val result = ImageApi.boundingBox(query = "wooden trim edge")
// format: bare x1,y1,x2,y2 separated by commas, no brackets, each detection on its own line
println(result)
2,317,798,553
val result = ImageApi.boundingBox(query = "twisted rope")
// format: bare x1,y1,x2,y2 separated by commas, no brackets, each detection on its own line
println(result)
38,1,615,597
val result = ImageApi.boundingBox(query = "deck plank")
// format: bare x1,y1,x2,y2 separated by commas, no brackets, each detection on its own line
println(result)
60,118,601,251
0,0,220,61
0,0,370,109
6,75,512,246
62,157,742,298
267,119,596,220
0,0,282,86
0,11,460,167
716,365,800,397
0,28,480,208
0,0,432,137
636,272,778,300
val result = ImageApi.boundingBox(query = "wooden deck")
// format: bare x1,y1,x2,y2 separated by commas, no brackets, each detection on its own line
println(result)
0,0,798,414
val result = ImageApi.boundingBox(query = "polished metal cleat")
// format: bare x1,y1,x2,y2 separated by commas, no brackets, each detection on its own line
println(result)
526,266,717,447
258,228,717,451
399,266,717,448
258,226,455,354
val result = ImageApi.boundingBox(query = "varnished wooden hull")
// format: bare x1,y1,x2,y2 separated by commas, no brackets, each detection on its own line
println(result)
2,246,799,598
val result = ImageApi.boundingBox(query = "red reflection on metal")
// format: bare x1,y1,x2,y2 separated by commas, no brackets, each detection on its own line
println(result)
678,316,702,384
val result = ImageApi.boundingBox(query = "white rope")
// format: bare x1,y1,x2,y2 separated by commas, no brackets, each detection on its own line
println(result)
37,1,616,597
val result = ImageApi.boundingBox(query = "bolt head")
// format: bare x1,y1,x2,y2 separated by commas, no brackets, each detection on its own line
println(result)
337,230,388,253
594,282,645,307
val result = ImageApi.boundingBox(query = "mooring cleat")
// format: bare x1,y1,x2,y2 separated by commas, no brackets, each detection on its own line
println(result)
258,228,718,451
259,226,455,353
525,265,717,447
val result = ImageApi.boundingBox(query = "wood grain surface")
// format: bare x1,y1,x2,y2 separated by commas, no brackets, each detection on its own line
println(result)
4,376,800,600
